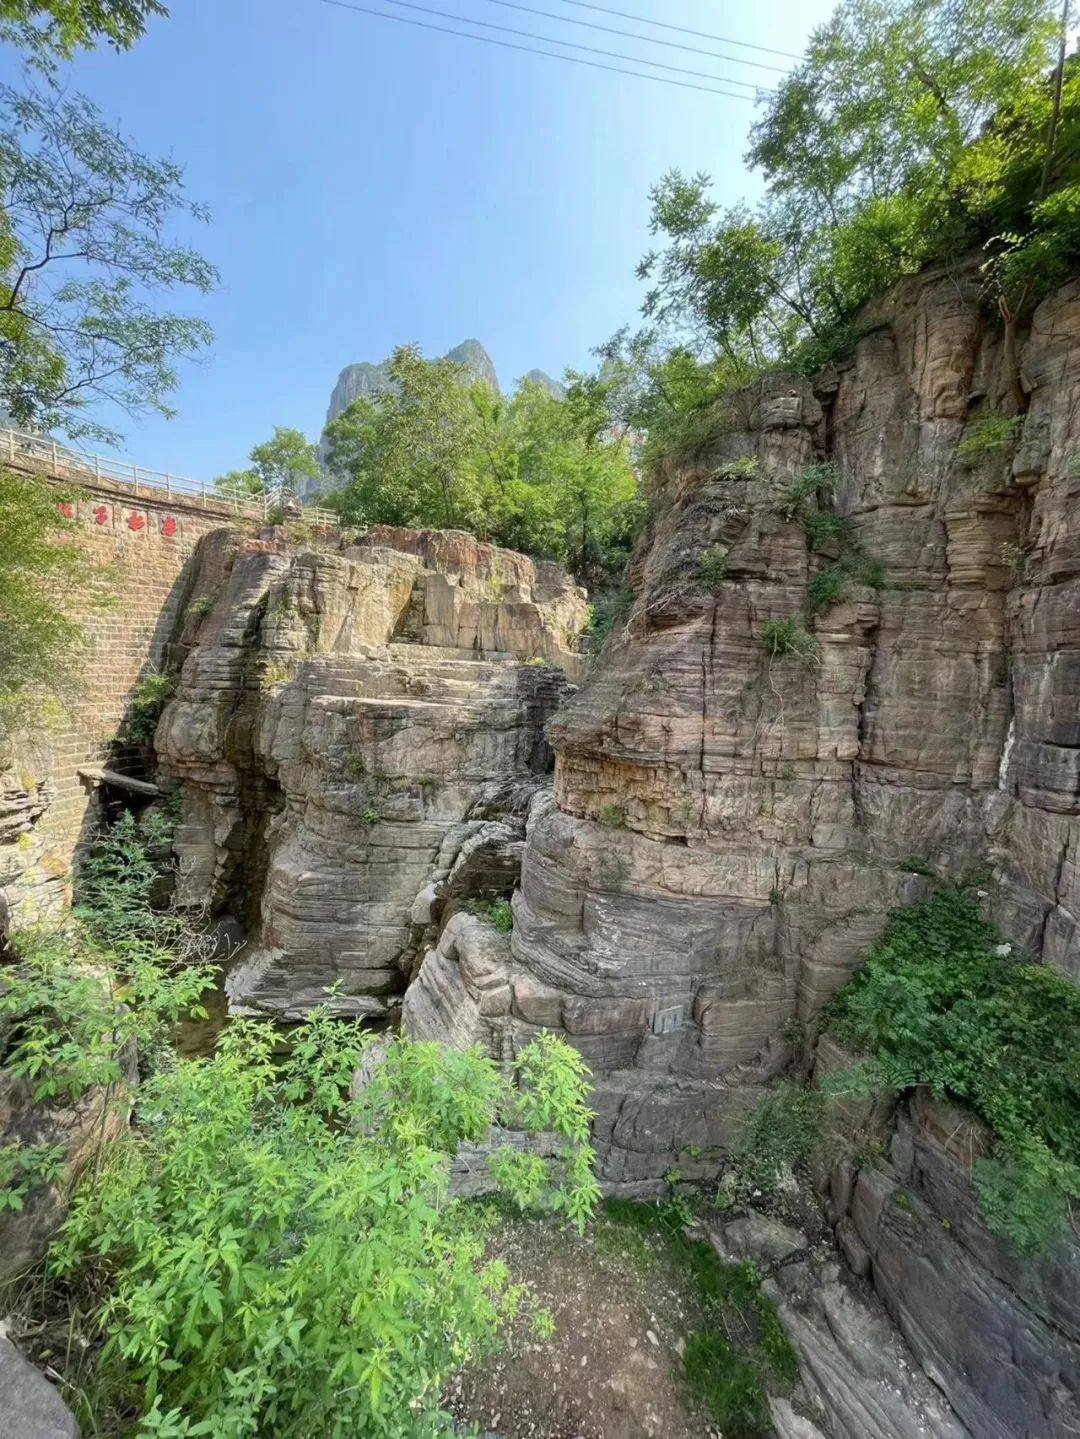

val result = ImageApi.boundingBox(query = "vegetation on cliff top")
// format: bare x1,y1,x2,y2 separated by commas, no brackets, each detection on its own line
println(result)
604,0,1080,466
322,344,641,589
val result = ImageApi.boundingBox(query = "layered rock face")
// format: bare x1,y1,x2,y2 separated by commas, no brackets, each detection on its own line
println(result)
403,266,1080,1434
156,526,585,1019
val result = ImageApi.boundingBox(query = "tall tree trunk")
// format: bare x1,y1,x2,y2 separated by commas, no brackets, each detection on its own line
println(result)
1039,0,1070,202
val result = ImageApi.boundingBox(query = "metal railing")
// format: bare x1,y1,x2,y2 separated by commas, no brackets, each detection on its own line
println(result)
1,426,339,526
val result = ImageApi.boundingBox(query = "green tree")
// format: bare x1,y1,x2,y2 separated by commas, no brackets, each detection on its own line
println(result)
637,0,1077,379
0,0,165,64
214,425,320,503
325,344,484,529
326,350,639,584
0,86,216,444
479,374,638,584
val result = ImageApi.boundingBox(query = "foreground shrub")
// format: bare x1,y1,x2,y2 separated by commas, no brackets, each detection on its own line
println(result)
49,1021,598,1437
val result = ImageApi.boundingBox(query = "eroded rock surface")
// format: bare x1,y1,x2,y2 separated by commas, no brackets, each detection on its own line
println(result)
403,265,1080,1434
156,527,585,1019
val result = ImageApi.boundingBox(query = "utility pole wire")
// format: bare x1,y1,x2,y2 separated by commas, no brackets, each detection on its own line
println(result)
372,0,775,88
468,0,791,75
543,0,805,60
317,0,765,97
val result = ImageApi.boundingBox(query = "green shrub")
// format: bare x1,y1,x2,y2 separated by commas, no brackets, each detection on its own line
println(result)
900,855,935,876
697,544,730,591
957,413,1023,458
186,593,215,620
806,565,849,612
345,753,366,779
0,813,215,1202
759,618,820,664
50,1025,599,1438
0,473,111,724
829,887,1080,1254
124,670,176,743
731,1083,825,1195
713,456,760,481
775,462,836,518
597,803,627,828
857,555,886,590
802,509,852,548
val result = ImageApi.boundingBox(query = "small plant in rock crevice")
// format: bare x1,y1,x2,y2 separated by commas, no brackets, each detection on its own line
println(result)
186,593,215,621
806,564,849,613
466,896,514,934
956,413,1023,458
597,803,627,829
802,509,852,548
696,544,730,592
713,455,760,481
759,617,820,664
774,462,836,519
259,659,293,691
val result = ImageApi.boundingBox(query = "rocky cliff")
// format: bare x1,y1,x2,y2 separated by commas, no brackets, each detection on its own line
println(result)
402,264,1080,1436
155,525,586,1020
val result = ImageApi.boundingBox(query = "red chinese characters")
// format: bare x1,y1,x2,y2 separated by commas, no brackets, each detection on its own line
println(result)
57,501,75,519
161,514,178,537
127,511,146,532
93,505,109,525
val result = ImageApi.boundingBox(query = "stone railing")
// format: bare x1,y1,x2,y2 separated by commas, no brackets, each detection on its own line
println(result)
0,426,338,525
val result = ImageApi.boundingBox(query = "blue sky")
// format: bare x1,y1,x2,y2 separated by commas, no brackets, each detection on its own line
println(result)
1,0,835,478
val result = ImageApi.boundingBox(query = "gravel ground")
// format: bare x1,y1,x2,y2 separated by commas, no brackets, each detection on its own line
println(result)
444,1210,724,1439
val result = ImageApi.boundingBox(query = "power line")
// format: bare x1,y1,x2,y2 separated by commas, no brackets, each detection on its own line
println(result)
473,0,789,75
542,0,804,61
317,0,764,96
372,0,775,89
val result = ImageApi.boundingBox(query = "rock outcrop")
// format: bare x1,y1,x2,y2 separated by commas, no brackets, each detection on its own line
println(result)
156,525,586,1020
0,1336,81,1439
402,264,1080,1435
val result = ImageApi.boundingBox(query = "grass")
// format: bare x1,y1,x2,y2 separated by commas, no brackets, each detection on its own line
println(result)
599,1199,797,1437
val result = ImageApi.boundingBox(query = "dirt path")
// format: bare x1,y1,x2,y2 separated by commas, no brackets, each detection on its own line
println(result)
445,1209,724,1439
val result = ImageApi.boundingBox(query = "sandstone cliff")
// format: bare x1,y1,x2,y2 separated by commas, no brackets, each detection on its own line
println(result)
155,525,586,1020
402,265,1080,1436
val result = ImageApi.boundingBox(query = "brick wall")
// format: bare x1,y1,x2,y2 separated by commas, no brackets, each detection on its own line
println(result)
1,469,248,922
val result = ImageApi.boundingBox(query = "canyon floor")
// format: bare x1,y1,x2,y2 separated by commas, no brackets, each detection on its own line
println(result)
445,1202,792,1439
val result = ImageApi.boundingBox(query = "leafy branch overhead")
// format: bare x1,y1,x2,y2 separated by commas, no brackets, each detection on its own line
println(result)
0,86,216,444
0,1,166,66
